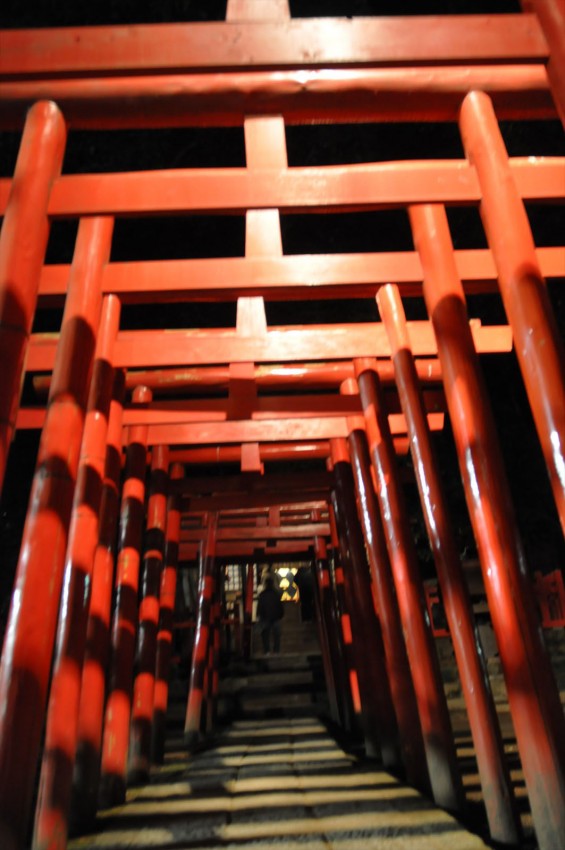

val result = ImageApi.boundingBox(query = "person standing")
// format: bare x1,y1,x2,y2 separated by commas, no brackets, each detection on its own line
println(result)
260,564,282,596
257,577,284,654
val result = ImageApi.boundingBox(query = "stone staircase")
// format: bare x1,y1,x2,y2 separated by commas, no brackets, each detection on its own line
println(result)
69,606,492,850
436,627,565,707
218,602,330,721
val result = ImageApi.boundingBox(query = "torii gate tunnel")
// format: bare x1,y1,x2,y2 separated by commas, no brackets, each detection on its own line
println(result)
0,2,564,849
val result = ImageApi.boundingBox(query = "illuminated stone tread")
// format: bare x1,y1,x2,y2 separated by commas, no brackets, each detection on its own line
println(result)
70,716,488,850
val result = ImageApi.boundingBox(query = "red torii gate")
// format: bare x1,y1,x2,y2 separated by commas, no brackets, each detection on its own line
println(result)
0,2,564,850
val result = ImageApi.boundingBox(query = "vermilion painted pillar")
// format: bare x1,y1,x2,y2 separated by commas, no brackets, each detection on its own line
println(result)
460,91,565,537
312,534,341,725
346,423,430,795
0,216,111,850
327,501,357,735
243,562,255,661
204,587,222,733
521,0,565,126
330,438,400,766
355,360,464,813
152,462,184,765
377,283,521,844
128,444,170,785
33,294,121,850
184,513,218,747
237,565,246,656
0,101,66,495
410,202,565,850
71,369,126,829
99,384,152,809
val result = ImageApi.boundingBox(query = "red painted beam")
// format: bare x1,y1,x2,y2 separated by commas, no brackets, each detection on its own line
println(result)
182,493,330,513
0,66,554,130
13,405,430,450
36,248,565,306
2,158,563,218
132,413,444,447
18,390,432,427
214,507,327,521
34,360,445,398
181,523,330,541
26,322,512,372
169,442,330,464
14,390,443,429
0,17,546,78
179,540,316,560
226,0,290,21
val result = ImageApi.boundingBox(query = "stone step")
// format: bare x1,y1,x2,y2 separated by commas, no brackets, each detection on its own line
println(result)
239,690,326,709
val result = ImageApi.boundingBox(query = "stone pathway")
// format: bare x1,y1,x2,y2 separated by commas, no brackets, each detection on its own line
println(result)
70,716,489,850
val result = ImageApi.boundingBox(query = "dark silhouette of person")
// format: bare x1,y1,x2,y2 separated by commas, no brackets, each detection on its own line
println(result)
294,567,314,621
257,577,284,654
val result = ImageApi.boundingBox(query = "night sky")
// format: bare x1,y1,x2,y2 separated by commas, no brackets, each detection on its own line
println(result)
1,1,564,635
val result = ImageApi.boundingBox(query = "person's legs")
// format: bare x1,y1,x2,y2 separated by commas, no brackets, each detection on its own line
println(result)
272,621,281,654
260,622,270,654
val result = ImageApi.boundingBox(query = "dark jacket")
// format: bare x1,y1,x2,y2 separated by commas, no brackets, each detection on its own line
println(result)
257,586,284,623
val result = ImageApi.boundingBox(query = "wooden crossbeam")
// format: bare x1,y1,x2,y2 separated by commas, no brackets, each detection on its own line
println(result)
0,17,546,78
25,321,512,372
179,539,315,559
137,413,444,446
0,66,554,130
181,523,330,541
36,247,565,305
182,492,330,512
2,159,563,217
17,391,443,429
